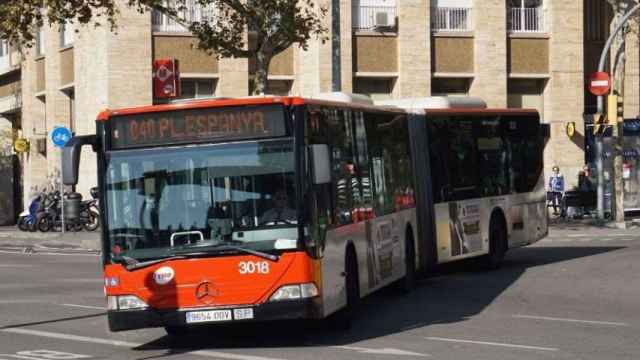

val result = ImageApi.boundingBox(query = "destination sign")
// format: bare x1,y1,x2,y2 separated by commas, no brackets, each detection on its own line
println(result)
111,105,286,149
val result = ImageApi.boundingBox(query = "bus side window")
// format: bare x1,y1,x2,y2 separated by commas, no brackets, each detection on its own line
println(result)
327,108,358,226
447,117,479,201
477,116,509,197
364,111,413,215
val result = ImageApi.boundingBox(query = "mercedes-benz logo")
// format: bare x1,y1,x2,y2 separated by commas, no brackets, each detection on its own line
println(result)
195,280,218,304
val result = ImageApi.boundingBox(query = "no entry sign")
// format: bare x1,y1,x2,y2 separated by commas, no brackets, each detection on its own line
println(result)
589,72,611,96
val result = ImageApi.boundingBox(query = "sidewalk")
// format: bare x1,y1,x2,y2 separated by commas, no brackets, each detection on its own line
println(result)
0,226,101,253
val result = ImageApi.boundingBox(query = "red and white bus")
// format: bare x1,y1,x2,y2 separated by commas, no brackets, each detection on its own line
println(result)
62,94,548,334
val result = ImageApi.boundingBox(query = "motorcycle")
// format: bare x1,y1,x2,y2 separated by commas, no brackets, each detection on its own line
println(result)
17,194,44,232
38,190,100,232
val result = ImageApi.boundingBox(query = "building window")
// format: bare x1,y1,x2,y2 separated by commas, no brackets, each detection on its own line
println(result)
431,0,473,32
0,40,8,70
177,78,216,100
36,27,45,56
352,0,397,31
507,79,546,118
267,80,292,96
59,22,74,48
508,0,545,33
354,77,394,100
431,78,472,96
152,1,217,33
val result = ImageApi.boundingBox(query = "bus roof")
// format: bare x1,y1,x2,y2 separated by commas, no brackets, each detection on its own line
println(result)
375,97,487,110
96,95,538,121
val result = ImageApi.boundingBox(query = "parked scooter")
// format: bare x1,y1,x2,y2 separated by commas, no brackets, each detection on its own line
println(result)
17,193,44,232
37,190,100,232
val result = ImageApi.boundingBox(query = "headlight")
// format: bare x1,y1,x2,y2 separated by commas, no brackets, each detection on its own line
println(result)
269,283,318,302
107,295,148,310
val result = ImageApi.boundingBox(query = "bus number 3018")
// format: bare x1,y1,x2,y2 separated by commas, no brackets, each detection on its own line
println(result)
239,261,270,274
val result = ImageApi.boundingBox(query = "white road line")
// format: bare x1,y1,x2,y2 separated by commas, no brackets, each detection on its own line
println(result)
1,328,285,360
61,304,105,310
0,265,33,268
513,314,629,327
0,250,99,257
424,337,558,352
333,346,430,357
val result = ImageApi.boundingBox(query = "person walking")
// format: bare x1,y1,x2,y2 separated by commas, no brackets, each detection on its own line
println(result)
548,165,565,215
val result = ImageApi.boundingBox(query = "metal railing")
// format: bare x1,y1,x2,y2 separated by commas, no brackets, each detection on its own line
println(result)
352,5,397,31
431,7,472,32
508,7,546,33
152,0,217,33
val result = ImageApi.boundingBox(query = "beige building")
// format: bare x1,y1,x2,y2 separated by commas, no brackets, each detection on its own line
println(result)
0,0,637,213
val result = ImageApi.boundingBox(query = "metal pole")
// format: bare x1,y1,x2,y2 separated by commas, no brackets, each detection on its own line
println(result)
60,154,65,234
331,0,342,92
595,3,640,221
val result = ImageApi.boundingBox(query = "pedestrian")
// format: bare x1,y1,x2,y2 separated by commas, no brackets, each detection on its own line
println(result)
548,165,565,215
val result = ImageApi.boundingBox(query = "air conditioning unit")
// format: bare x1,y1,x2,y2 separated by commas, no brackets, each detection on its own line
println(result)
374,12,391,27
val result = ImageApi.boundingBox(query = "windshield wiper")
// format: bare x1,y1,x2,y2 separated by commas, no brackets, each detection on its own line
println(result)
113,255,188,271
175,243,279,262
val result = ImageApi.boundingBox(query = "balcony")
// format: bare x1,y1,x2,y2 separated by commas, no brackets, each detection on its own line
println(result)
352,4,397,31
431,7,472,32
508,7,546,33
152,0,216,33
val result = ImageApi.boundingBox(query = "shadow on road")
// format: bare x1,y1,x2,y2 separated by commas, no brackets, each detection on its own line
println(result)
131,245,625,356
0,313,106,330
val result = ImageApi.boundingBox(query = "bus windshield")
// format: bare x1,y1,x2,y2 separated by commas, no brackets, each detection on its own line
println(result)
105,139,298,262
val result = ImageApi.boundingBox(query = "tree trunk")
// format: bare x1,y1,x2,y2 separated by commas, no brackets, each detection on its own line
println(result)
254,50,273,95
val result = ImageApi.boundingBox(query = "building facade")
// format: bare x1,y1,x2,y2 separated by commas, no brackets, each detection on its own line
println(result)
0,0,637,213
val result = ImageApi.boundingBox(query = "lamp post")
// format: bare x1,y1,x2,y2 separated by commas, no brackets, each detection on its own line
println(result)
595,3,640,223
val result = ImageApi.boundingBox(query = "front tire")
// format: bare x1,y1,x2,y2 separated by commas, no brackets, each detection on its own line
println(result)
399,229,416,293
330,248,359,330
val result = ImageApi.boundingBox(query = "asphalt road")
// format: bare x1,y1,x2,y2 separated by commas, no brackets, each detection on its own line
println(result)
1,228,639,360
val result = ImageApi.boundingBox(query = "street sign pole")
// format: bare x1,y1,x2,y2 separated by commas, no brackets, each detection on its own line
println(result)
589,72,611,222
51,126,73,234
60,155,65,234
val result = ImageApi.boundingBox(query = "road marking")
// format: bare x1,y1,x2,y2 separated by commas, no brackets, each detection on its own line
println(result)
0,265,34,268
1,328,285,360
333,346,429,357
0,250,99,257
424,337,558,352
61,304,105,310
513,314,629,327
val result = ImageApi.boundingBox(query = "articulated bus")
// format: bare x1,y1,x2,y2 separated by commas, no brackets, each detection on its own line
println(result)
62,94,548,334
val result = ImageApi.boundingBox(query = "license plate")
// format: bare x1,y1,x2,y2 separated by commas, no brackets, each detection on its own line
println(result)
233,308,254,320
185,310,232,324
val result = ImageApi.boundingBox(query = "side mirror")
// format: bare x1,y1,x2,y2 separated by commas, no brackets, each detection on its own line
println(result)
309,144,331,185
62,135,97,186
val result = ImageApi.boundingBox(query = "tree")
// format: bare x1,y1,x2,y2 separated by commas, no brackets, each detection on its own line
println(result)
0,0,328,95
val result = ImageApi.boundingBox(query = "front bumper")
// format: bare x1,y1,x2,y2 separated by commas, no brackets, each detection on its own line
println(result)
108,298,321,332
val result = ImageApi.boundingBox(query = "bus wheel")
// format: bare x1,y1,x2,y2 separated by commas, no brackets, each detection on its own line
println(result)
331,248,359,330
398,229,416,293
478,215,507,270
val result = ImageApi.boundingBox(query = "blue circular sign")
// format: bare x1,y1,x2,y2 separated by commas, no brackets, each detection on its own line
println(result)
51,127,72,148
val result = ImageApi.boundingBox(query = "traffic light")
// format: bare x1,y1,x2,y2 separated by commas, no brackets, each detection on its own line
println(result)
593,113,606,136
607,94,619,126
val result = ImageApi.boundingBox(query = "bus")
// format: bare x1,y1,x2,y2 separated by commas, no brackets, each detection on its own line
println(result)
62,94,548,334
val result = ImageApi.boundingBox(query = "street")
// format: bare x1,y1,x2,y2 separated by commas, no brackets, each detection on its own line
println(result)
1,228,639,360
